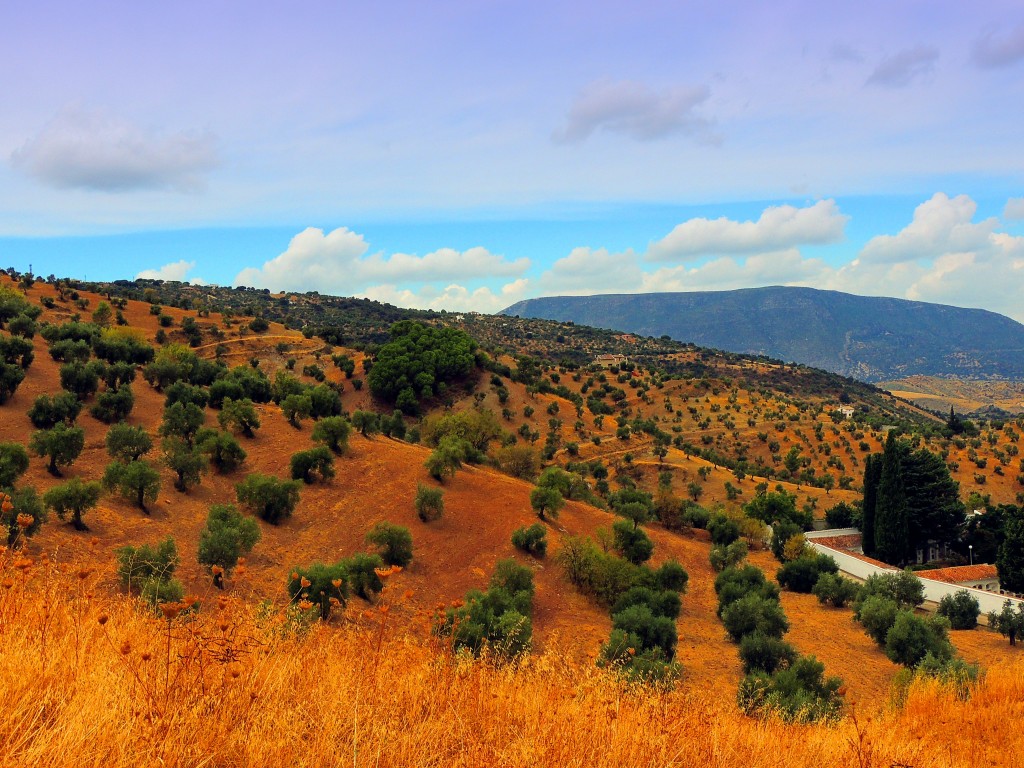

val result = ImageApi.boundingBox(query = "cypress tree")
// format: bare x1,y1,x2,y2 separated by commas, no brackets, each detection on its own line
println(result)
997,506,1024,594
874,431,910,565
861,453,881,556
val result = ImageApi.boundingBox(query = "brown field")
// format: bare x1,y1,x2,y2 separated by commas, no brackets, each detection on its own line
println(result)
4,275,1024,764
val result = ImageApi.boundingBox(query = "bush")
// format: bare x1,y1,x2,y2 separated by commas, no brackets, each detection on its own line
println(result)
855,570,925,613
197,504,261,587
824,501,857,529
770,520,803,561
612,519,654,565
2,486,45,547
235,473,301,524
857,595,901,645
218,398,261,437
116,537,179,593
43,477,102,531
715,565,780,617
197,429,247,472
511,523,548,557
105,423,153,462
739,631,798,674
812,573,860,608
287,562,349,620
162,437,207,492
709,540,748,572
738,655,843,723
681,503,710,529
30,423,85,475
721,594,789,642
494,444,540,480
530,485,564,521
884,611,953,668
777,554,838,593
937,590,981,630
103,459,162,512
708,514,740,546
312,416,352,454
90,385,134,423
289,446,335,484
28,392,82,428
365,521,414,567
414,483,444,522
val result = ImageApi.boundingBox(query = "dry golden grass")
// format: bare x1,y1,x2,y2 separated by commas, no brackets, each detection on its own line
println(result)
3,555,1024,768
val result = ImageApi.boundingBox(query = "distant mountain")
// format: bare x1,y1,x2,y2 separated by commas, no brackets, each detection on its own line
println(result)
501,287,1024,382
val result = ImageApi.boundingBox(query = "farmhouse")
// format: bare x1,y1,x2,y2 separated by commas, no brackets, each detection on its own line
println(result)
594,353,628,368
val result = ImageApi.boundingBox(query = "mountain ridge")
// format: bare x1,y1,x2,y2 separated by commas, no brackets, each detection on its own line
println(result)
502,286,1024,382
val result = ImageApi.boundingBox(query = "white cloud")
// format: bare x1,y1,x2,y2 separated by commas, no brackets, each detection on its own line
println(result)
235,226,530,298
360,279,530,314
866,47,939,87
1004,197,1024,221
10,106,218,192
538,247,644,294
973,24,1024,69
554,79,717,144
136,260,205,283
646,199,848,262
859,193,998,264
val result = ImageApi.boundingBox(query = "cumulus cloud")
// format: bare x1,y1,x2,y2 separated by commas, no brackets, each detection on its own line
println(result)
235,226,530,299
554,79,717,144
866,46,939,87
136,260,200,282
1004,197,1024,221
538,247,644,294
646,200,848,263
972,24,1024,68
360,279,530,314
10,106,218,192
859,193,998,264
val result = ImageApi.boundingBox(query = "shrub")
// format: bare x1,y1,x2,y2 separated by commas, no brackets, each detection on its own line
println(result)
857,595,901,645
312,416,352,454
494,444,541,480
59,361,103,400
824,501,857,529
218,398,261,437
287,562,349,620
739,631,798,674
43,477,102,531
103,459,162,512
530,485,564,521
738,655,843,723
28,392,81,428
289,446,335,483
937,590,981,630
777,554,838,593
197,429,247,473
162,437,207,492
855,570,925,613
2,486,45,547
812,573,860,608
770,520,803,561
0,361,25,404
90,385,134,423
884,612,954,668
197,504,261,587
281,393,312,427
0,442,29,487
116,537,179,593
236,473,301,524
709,540,748,572
365,521,414,567
721,594,789,642
681,503,710,529
511,523,548,557
708,514,740,546
414,484,444,522
612,519,654,565
715,565,780,617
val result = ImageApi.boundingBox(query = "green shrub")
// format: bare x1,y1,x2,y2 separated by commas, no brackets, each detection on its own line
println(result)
197,503,261,587
709,540,748,572
884,611,954,668
776,554,838,593
936,590,981,630
511,523,548,557
289,446,335,483
365,521,414,567
414,484,444,522
721,594,789,642
812,573,860,608
236,473,301,524
739,631,798,674
708,514,740,546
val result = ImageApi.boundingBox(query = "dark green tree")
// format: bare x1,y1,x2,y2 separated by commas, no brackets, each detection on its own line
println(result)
874,432,910,564
218,397,261,437
0,442,30,487
414,483,444,522
197,504,261,588
105,423,153,462
311,416,351,454
862,453,881,556
103,460,161,513
289,446,335,483
365,521,414,567
162,437,207,492
530,485,564,521
997,505,1024,594
159,401,205,447
236,473,301,525
197,429,247,473
43,477,102,531
29,423,85,475
28,392,82,428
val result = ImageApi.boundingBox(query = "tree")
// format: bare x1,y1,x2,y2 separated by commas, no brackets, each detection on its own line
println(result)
739,631,798,675
530,485,564,521
997,505,1024,594
0,442,30,488
414,483,444,522
236,473,301,525
163,437,207,492
281,393,312,428
287,561,348,620
160,401,205,447
351,410,380,437
105,423,153,462
218,397,261,437
0,361,26,404
365,521,413,567
708,514,741,546
197,429,247,473
937,590,980,630
884,612,953,668
874,432,910,564
861,453,881,556
776,554,838,593
989,600,1024,645
857,596,900,645
2,487,46,547
289,446,335,484
709,540,748,572
612,519,654,564
28,392,81,428
43,477,102,531
197,504,261,588
116,537,179,595
425,437,467,482
812,573,859,608
90,385,134,423
721,594,789,642
30,423,85,475
59,361,103,400
103,460,161,513
312,416,351,454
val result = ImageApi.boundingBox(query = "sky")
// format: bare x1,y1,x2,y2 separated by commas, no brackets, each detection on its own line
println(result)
1,1,1024,318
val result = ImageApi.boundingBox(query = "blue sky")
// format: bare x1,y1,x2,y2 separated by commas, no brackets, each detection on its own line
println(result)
1,2,1023,318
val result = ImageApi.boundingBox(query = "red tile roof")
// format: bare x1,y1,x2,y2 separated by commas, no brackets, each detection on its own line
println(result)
917,565,999,584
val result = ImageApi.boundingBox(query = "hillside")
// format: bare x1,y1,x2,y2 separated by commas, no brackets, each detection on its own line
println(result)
881,375,1024,417
2,270,1024,765
502,286,1024,382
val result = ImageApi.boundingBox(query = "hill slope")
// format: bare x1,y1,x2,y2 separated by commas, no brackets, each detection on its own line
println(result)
502,287,1024,382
